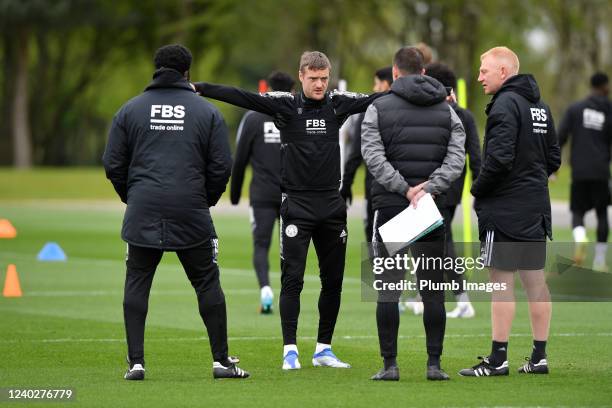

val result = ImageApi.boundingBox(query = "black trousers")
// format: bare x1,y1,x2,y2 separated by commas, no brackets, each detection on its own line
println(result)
123,241,228,365
373,206,446,359
570,180,610,242
441,205,466,295
364,197,375,243
279,191,347,345
250,205,280,288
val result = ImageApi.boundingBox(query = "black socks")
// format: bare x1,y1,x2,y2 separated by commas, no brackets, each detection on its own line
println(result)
489,340,547,365
427,354,440,368
383,355,441,369
531,340,547,362
490,340,508,366
383,356,397,370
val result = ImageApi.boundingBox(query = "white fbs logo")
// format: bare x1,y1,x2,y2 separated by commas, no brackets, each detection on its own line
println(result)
530,108,548,134
263,121,281,144
306,119,326,134
151,105,185,123
583,108,605,131
530,108,547,122
150,105,185,131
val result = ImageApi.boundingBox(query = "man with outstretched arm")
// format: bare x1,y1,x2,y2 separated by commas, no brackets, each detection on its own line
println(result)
194,51,384,370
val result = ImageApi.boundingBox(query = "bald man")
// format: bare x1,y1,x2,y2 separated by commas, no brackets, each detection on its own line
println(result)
459,47,561,377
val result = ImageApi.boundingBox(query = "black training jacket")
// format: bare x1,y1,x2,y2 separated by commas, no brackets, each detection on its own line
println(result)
444,104,482,207
558,94,612,181
103,68,232,250
472,74,561,240
231,110,281,207
341,112,374,201
194,82,383,192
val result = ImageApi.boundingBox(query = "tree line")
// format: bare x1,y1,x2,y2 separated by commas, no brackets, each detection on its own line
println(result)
1,0,610,167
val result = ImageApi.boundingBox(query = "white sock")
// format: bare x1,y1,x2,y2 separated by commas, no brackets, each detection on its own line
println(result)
283,344,298,357
315,342,331,354
261,285,273,300
456,292,470,303
594,242,607,264
573,226,587,242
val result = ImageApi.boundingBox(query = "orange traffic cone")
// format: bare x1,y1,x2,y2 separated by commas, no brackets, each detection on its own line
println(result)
3,264,22,297
0,219,17,239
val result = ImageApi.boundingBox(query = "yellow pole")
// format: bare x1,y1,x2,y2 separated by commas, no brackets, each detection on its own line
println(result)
457,79,474,260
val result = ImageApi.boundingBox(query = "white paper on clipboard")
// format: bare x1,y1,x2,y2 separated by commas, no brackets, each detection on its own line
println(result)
377,193,443,255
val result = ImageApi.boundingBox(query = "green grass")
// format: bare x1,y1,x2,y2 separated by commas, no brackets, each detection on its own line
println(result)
0,166,573,201
0,168,116,200
1,203,611,407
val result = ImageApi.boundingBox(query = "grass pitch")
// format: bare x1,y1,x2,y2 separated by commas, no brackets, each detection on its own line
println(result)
1,201,611,407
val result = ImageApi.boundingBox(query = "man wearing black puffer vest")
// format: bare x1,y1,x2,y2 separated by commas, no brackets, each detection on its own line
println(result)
362,46,466,382
103,44,249,381
459,46,560,378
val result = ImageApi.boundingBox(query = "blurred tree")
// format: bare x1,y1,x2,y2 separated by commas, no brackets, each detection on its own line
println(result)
27,0,178,165
539,0,612,114
0,0,191,165
0,0,58,167
0,0,609,166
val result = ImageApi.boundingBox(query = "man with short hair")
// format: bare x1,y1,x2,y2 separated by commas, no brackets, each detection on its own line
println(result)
341,66,393,242
416,42,434,64
362,46,466,381
194,51,383,370
103,44,249,380
459,46,560,377
425,62,482,318
230,71,295,313
558,72,611,271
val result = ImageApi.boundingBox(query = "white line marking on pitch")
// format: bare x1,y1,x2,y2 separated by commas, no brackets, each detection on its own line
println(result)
0,332,610,344
23,288,361,297
0,251,363,284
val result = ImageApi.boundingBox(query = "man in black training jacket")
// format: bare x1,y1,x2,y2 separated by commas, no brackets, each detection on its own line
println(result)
425,62,481,319
340,67,393,242
103,44,249,380
459,46,560,378
195,51,382,370
231,71,295,314
558,72,611,272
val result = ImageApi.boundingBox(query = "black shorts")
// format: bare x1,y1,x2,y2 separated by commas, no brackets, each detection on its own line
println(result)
480,229,546,271
570,180,611,212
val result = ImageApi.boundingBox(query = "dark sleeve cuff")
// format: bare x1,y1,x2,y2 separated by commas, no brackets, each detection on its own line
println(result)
471,156,508,197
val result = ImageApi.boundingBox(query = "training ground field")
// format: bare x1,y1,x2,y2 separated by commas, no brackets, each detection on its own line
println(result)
1,169,611,407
